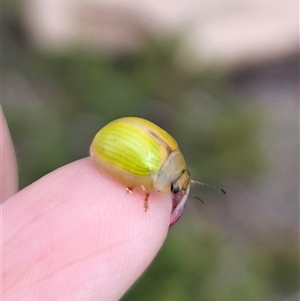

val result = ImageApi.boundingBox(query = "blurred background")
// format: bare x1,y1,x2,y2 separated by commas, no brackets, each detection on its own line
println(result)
2,0,299,300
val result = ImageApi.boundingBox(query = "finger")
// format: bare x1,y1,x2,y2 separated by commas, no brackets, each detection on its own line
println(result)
1,107,18,202
3,158,172,301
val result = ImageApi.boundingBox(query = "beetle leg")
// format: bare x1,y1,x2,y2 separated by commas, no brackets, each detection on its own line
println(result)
144,193,150,212
126,187,133,193
140,185,150,211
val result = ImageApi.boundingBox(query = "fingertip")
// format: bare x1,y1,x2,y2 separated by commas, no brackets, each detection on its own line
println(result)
3,158,172,300
0,107,18,202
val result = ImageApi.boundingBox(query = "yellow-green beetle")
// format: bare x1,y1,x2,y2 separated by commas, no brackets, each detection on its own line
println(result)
90,116,191,225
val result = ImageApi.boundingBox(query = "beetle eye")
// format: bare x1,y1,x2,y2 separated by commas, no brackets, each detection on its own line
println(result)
171,181,180,194
173,187,180,193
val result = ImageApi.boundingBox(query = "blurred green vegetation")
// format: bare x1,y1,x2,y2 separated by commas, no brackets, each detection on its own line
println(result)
3,15,299,301
4,36,264,188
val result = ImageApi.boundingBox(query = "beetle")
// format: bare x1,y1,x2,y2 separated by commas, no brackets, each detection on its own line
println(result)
90,117,219,225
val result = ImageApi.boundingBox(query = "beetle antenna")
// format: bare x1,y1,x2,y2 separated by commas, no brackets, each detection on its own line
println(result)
190,180,226,194
188,193,205,204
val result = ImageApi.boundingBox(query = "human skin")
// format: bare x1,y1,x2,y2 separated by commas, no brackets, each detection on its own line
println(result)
1,108,172,301
1,108,18,202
